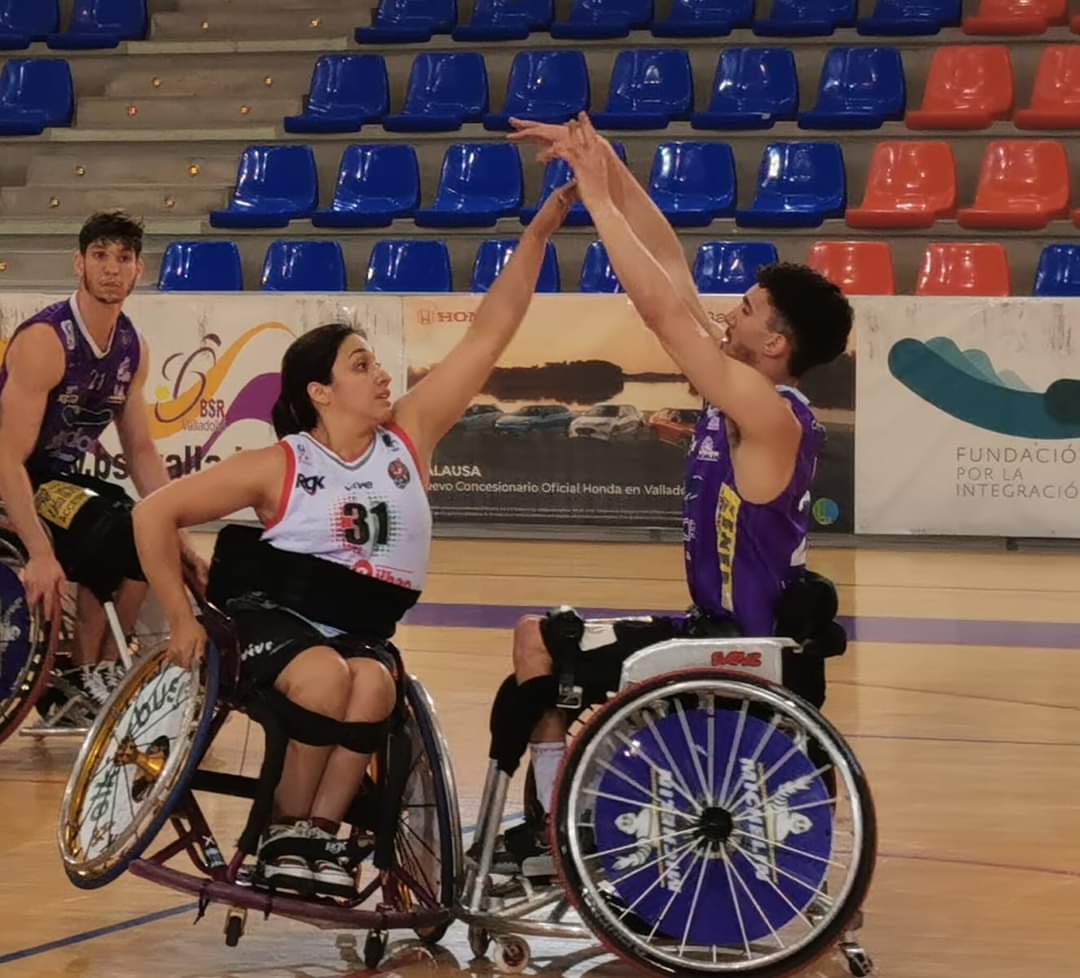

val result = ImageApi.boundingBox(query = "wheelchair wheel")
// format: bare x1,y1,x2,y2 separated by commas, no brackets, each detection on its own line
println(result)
58,640,220,888
0,531,56,745
552,669,876,978
384,676,462,944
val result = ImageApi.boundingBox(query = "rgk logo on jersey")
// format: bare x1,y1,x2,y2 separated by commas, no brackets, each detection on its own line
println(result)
711,649,763,668
296,473,325,496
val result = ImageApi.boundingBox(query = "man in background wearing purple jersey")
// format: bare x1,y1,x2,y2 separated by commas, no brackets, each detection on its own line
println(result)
487,116,854,871
0,211,205,720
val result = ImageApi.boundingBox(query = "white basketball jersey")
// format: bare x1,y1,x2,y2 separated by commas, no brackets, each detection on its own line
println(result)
261,426,431,592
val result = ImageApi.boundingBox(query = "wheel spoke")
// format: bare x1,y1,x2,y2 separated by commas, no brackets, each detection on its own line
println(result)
726,846,786,949
613,729,703,813
582,786,696,822
585,825,700,862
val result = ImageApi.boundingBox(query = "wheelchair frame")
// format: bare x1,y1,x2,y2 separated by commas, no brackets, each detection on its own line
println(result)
460,636,877,978
57,609,463,966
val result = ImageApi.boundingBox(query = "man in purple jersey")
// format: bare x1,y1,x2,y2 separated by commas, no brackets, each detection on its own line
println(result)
487,116,854,871
0,211,205,717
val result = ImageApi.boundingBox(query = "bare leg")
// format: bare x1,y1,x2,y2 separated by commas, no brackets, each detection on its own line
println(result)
272,646,351,819
310,658,396,824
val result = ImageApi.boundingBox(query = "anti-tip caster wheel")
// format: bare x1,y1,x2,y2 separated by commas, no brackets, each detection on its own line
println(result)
841,942,874,977
468,924,491,959
364,930,386,968
224,908,246,948
493,935,530,974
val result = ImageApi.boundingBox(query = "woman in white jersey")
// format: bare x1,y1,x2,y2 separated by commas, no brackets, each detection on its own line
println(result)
132,185,576,898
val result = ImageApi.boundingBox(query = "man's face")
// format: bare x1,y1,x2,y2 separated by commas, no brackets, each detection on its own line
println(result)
719,285,787,370
75,239,143,306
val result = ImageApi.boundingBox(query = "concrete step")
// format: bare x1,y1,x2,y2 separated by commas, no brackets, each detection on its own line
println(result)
151,10,360,41
105,66,314,99
1,185,227,218
178,0,336,10
26,152,240,187
0,250,163,287
76,95,301,129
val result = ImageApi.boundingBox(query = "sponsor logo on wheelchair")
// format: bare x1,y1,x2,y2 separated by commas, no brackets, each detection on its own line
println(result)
127,672,187,742
711,649,763,669
611,762,815,891
737,759,813,882
0,597,24,645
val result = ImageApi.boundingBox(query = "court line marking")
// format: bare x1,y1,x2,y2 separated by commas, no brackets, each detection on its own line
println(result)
832,680,1080,713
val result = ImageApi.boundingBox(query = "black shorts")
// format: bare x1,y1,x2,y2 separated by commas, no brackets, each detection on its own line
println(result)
31,472,144,602
227,598,396,689
542,612,742,705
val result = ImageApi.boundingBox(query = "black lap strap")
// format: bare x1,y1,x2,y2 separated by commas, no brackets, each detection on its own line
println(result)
208,524,419,638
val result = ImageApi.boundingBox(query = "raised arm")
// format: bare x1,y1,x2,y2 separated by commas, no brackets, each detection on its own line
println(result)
132,444,285,665
556,120,800,501
509,115,715,337
392,184,576,465
0,325,68,618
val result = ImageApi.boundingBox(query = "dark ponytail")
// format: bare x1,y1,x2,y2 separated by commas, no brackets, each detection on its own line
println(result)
272,322,359,438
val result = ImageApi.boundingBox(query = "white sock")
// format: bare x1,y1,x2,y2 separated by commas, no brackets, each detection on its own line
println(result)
531,742,566,815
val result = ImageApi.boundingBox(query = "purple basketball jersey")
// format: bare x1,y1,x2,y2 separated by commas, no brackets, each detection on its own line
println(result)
0,296,140,477
682,388,824,637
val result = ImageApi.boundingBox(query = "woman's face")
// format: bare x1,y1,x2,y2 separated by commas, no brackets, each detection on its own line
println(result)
313,333,392,427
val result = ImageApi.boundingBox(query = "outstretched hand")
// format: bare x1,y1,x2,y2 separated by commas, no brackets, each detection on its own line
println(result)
549,114,611,210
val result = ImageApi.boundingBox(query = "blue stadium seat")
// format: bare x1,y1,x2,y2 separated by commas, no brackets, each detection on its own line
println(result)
365,240,452,292
857,0,960,34
798,47,906,129
471,239,561,292
356,0,456,44
415,143,522,228
735,142,847,227
580,241,623,293
453,0,552,40
0,0,59,49
648,142,736,227
754,0,855,35
312,144,419,229
209,145,318,229
592,49,693,130
651,0,752,36
519,142,627,226
284,56,389,134
1033,244,1080,297
691,48,798,130
48,0,146,49
550,0,652,38
261,241,347,292
483,50,589,131
693,241,779,293
158,241,243,292
383,53,488,132
0,59,73,135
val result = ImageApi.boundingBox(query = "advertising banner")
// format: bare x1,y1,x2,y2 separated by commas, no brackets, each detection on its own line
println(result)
855,297,1080,537
0,293,403,517
405,293,854,533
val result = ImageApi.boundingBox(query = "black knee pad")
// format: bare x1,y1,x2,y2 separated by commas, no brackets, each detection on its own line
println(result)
489,673,558,776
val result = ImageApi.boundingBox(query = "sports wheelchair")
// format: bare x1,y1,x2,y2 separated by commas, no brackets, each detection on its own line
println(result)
56,596,462,968
0,505,168,744
462,602,877,978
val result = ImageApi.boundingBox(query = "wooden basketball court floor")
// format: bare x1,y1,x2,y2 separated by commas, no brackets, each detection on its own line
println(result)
0,535,1077,978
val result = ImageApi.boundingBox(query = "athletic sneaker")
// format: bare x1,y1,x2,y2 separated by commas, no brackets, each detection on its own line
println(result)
306,824,357,900
98,660,126,695
490,815,553,878
256,822,315,894
59,664,111,708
